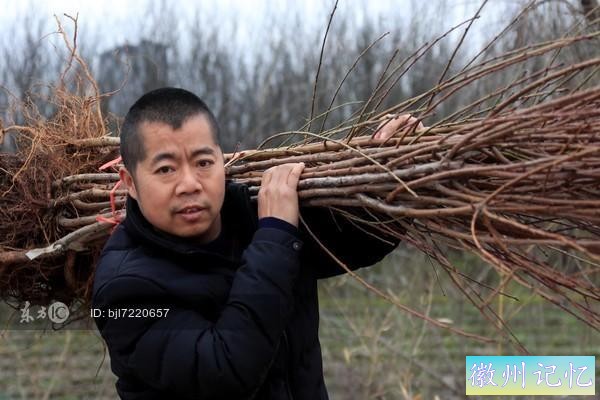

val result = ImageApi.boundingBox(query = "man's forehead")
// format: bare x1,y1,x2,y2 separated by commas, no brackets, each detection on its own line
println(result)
138,116,207,134
138,116,216,145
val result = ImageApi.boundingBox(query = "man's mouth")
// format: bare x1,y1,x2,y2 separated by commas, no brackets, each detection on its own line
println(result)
175,205,209,221
178,206,206,214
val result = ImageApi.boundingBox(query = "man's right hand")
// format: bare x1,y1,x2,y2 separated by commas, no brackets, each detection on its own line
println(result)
258,163,305,227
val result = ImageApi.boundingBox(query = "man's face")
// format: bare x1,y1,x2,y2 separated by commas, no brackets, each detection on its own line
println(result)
119,114,226,243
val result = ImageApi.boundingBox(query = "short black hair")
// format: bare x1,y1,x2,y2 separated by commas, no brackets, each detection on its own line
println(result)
120,87,221,174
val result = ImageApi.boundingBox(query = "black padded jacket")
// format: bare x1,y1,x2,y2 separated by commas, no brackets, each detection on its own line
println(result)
92,181,398,399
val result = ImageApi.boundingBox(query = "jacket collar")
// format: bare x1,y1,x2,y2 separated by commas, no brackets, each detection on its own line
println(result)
122,181,257,259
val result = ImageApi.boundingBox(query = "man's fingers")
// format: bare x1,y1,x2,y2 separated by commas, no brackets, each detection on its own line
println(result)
274,163,295,187
374,114,399,134
263,163,304,187
258,163,304,226
287,162,305,186
262,168,273,186
373,113,424,140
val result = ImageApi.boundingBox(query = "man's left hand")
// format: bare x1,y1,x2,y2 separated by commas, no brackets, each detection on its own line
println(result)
372,114,424,140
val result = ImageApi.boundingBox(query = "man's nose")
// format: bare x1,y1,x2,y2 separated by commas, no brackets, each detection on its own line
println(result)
175,166,202,195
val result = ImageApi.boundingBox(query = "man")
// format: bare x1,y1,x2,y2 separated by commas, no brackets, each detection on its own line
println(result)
92,87,418,399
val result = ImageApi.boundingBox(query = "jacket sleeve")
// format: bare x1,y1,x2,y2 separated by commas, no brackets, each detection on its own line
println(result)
92,227,303,399
299,206,402,279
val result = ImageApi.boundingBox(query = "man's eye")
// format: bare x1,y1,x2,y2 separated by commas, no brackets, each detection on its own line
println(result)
156,166,174,174
197,160,214,168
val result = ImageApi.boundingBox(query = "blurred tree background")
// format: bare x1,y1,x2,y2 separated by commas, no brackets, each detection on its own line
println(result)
1,0,598,148
0,0,598,398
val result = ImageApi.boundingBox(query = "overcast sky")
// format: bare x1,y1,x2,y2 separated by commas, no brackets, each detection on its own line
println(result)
1,0,511,54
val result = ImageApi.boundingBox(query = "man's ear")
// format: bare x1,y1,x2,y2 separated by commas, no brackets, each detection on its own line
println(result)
119,167,138,200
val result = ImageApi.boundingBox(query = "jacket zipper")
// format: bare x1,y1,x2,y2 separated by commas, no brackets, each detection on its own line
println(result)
282,330,295,400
